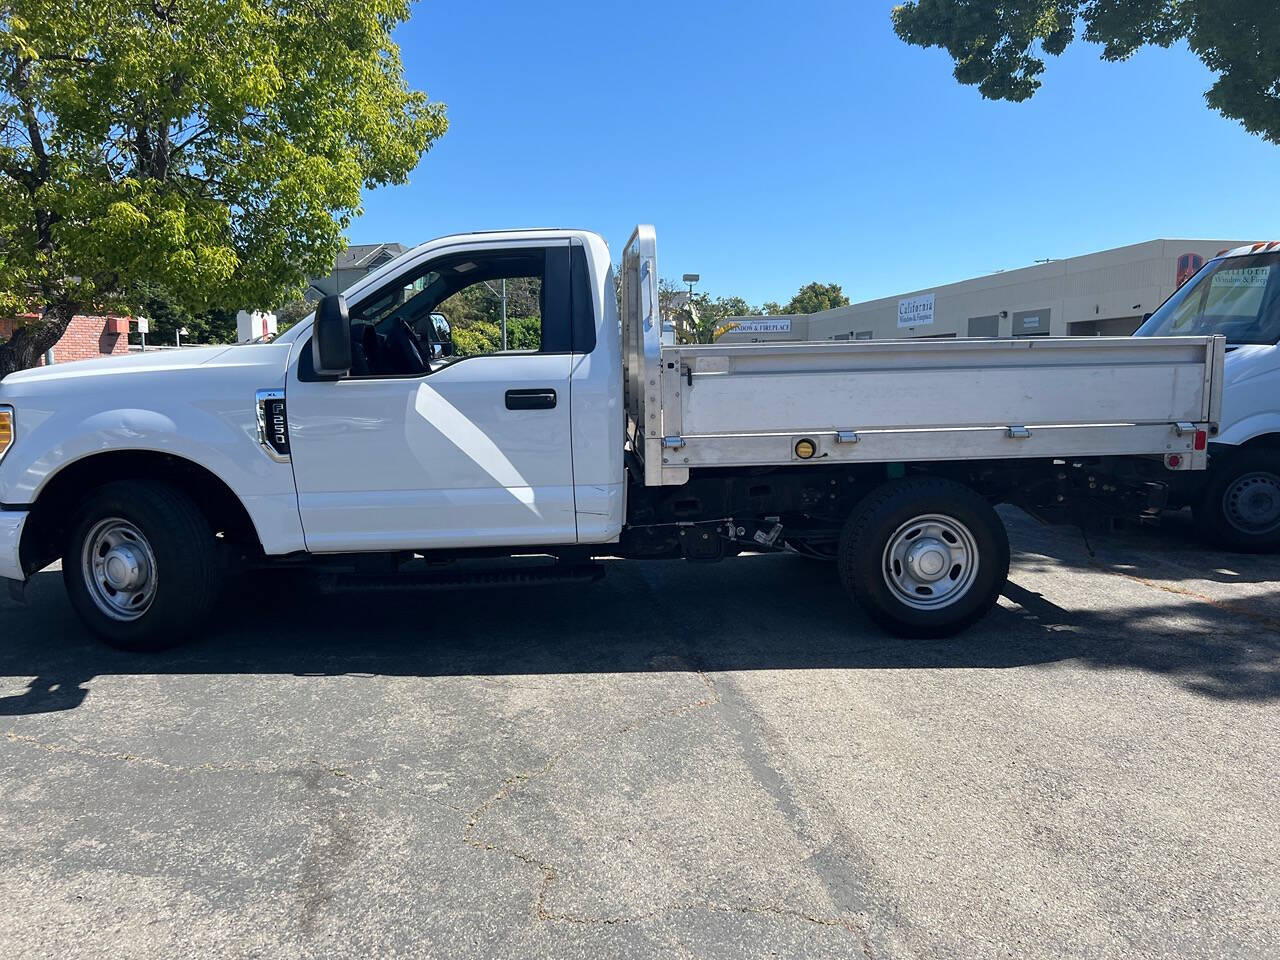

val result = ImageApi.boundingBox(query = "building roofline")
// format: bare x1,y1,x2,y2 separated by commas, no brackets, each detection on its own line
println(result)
805,236,1260,320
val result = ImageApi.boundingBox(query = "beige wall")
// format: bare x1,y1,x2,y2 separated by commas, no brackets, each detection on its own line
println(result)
721,239,1256,343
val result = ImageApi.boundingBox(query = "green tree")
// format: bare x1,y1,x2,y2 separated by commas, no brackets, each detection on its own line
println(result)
506,314,542,351
275,297,316,334
133,280,236,346
782,282,850,315
0,0,446,375
891,1,1280,143
452,319,502,358
669,291,752,344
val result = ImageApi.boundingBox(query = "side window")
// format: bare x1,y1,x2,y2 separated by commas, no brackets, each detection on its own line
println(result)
438,272,543,356
341,245,571,378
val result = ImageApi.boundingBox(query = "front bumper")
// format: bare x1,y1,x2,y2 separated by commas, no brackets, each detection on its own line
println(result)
0,510,28,582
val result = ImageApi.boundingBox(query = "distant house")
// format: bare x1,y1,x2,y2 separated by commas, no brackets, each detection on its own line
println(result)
308,242,410,300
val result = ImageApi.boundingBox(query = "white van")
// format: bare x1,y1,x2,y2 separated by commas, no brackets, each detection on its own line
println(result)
1135,242,1280,551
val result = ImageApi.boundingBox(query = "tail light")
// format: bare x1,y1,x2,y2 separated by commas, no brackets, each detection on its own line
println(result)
1194,430,1208,451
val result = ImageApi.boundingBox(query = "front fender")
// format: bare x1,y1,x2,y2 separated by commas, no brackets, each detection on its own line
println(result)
1214,413,1280,449
0,348,306,555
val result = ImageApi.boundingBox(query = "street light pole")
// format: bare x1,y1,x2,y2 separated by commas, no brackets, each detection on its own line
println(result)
678,273,700,344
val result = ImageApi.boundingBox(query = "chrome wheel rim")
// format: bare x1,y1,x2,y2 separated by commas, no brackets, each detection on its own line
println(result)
882,513,979,611
1223,471,1280,535
81,518,158,621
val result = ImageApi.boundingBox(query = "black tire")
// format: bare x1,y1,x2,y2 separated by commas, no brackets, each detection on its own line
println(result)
1193,448,1280,553
837,477,1009,639
64,480,223,651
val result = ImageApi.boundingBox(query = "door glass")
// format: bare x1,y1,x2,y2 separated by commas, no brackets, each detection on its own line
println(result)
437,274,542,356
344,248,554,376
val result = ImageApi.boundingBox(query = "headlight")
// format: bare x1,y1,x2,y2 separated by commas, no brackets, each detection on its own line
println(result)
0,405,12,463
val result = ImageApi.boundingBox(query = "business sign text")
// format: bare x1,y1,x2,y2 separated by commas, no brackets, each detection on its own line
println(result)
898,293,935,328
731,318,792,334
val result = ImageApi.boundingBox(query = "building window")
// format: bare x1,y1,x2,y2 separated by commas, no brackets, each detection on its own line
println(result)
967,315,1000,338
1011,310,1051,337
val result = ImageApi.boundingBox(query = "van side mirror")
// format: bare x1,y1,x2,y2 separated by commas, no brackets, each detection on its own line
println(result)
430,312,454,357
313,294,352,376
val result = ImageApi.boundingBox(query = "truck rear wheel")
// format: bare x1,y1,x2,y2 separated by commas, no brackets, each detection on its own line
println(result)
838,477,1009,639
64,481,223,652
1194,448,1280,553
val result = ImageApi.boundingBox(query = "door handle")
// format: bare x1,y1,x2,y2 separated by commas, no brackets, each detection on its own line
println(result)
505,388,557,410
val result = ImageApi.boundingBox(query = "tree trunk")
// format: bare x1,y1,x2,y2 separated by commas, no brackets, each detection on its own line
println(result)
0,302,81,379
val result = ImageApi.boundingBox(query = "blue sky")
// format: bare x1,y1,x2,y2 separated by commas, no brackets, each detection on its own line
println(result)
351,0,1276,308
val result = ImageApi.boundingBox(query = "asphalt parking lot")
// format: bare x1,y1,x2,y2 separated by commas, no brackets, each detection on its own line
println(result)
1,508,1276,960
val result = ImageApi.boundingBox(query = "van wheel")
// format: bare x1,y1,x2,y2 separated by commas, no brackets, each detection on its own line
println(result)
1194,449,1280,553
838,477,1009,638
64,481,223,651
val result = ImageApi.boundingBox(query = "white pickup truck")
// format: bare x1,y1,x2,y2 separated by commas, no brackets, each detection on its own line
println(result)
0,226,1224,650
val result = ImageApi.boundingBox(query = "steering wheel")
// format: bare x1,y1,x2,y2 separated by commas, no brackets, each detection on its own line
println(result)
390,317,429,375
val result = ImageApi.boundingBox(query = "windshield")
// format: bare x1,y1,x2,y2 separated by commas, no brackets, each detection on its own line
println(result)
1135,252,1280,345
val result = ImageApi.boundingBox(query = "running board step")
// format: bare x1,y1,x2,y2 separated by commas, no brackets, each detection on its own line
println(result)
316,563,605,594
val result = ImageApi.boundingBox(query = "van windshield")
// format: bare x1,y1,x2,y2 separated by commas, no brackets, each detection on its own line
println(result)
1135,252,1280,345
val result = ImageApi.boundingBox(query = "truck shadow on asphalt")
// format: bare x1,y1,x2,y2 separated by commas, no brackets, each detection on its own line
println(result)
2,540,1277,715
1012,508,1280,587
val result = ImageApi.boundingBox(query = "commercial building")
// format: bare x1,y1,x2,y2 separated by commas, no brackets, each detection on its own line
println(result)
720,239,1256,344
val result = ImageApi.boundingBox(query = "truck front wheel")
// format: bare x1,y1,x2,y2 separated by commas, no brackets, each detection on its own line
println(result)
838,478,1010,639
1194,448,1280,553
64,481,223,651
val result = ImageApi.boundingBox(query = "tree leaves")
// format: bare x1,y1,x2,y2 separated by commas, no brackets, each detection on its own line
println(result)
892,1,1280,143
782,282,850,315
0,0,446,373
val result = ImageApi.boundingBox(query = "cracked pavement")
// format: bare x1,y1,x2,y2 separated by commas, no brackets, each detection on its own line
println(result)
0,509,1277,959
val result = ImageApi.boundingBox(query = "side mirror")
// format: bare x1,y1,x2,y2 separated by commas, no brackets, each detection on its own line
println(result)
313,294,352,376
430,312,454,357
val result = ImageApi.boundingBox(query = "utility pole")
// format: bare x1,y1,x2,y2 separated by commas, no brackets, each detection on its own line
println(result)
481,280,509,351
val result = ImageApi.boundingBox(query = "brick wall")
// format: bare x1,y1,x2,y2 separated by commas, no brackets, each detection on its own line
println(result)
48,315,130,364
2,314,130,364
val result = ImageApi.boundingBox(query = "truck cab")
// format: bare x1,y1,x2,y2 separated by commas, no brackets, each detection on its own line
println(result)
282,229,626,552
1134,241,1280,550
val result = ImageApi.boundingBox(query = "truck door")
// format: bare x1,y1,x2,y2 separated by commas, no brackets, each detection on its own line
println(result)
285,240,578,552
